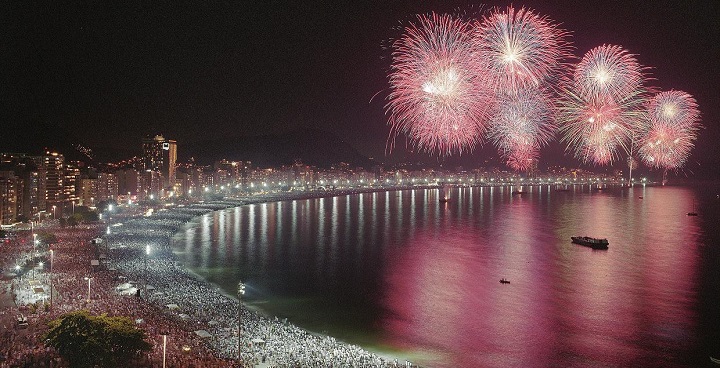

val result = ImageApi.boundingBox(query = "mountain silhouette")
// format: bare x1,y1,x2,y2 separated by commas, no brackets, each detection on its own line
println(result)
182,128,374,168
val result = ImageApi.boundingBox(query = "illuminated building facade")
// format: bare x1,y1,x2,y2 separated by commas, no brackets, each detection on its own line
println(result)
142,134,177,190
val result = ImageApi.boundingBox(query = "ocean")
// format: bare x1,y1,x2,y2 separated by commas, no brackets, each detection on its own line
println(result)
173,183,720,367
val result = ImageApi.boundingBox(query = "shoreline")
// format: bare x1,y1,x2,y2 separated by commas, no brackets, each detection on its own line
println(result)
107,189,422,367
136,182,635,365
171,190,437,363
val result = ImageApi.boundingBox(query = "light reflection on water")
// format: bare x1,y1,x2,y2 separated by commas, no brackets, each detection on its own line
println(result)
174,184,720,367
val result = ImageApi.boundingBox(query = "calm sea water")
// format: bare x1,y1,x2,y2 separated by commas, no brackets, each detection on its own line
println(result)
173,184,720,367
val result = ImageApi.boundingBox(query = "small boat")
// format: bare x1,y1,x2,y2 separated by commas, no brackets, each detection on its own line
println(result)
511,191,525,195
687,211,698,216
571,236,609,250
638,196,643,199
439,184,451,203
500,278,510,284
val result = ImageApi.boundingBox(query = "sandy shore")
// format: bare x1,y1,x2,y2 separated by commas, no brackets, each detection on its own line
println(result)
104,189,421,367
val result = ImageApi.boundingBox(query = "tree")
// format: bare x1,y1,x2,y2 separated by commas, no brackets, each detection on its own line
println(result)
44,310,152,368
67,213,83,227
36,232,58,246
97,199,119,213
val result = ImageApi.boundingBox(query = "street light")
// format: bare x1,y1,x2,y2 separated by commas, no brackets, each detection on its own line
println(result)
49,250,54,309
35,261,44,281
52,205,57,219
144,245,151,297
33,233,38,259
162,334,167,368
84,277,93,302
237,281,246,362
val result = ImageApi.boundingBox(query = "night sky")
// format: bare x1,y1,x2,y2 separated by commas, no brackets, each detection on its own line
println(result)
1,1,718,176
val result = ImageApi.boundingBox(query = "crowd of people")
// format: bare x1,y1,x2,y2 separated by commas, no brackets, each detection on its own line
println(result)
0,193,418,367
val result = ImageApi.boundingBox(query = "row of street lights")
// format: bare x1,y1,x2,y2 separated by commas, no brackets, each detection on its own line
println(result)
26,208,172,368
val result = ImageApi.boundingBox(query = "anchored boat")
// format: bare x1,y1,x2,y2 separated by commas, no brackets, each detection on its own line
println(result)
571,236,609,250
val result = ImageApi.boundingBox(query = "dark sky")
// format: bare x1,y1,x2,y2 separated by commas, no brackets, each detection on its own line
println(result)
1,1,718,175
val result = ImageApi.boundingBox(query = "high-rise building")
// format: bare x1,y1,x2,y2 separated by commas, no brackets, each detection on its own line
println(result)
1,153,41,220
64,162,80,213
97,172,118,201
0,171,17,225
80,178,97,207
139,170,162,199
20,170,39,220
240,161,252,190
116,169,140,196
42,152,64,213
142,135,177,190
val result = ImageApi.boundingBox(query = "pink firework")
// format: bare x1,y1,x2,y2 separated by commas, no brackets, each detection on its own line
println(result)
559,44,649,165
386,13,493,155
646,90,700,130
639,90,701,169
488,87,555,170
474,6,572,93
558,91,646,165
506,143,539,171
573,45,645,101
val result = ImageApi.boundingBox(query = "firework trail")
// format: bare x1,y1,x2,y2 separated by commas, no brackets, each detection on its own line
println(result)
386,13,493,155
474,6,572,94
639,90,701,169
488,87,556,170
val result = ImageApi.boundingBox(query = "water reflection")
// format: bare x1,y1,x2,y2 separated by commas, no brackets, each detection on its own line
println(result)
175,185,716,367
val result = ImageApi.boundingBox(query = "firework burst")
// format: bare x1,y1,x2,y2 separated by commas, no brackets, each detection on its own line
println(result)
558,44,649,166
573,44,645,101
488,87,555,170
557,90,647,165
506,143,540,171
386,13,493,155
646,90,700,130
474,6,571,93
639,90,701,169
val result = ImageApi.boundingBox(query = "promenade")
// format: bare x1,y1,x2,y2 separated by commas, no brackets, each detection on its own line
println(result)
0,191,418,367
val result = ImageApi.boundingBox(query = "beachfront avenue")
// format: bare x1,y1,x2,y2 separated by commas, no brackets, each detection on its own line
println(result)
0,190,418,367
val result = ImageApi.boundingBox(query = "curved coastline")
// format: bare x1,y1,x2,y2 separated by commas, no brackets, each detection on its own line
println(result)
117,182,628,365
107,187,429,366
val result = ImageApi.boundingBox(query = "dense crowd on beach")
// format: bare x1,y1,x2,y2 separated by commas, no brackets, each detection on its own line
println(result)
1,191,418,367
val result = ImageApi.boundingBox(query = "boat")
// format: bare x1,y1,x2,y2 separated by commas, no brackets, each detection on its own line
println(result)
711,356,720,365
439,184,451,203
687,199,698,216
571,236,609,250
500,278,510,284
511,191,525,195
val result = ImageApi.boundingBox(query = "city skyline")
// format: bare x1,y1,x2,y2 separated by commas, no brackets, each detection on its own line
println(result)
1,1,718,177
